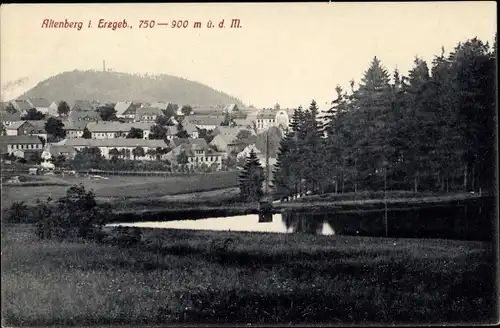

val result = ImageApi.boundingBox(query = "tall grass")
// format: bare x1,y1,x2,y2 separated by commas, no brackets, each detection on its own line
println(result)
1,224,496,326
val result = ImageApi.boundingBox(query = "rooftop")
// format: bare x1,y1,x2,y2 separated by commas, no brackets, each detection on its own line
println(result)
62,138,168,148
28,98,51,108
69,110,101,121
63,120,89,131
0,135,43,144
86,122,153,132
114,102,135,115
0,112,21,122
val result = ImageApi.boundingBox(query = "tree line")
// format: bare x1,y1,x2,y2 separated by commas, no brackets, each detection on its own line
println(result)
273,36,496,198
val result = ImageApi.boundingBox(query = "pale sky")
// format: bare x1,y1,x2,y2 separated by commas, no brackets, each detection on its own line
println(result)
1,2,496,109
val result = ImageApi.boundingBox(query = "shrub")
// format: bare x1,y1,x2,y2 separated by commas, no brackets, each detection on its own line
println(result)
102,226,143,247
6,201,29,223
34,184,111,241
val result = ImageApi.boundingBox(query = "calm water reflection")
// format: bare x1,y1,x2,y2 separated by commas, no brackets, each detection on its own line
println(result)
109,212,336,235
109,197,494,241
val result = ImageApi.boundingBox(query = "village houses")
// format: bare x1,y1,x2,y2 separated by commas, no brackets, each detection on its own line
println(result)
61,138,169,161
5,121,48,140
134,107,163,123
1,112,21,126
184,115,224,131
48,101,59,116
27,98,51,114
11,99,32,115
63,121,89,138
209,126,251,152
165,138,225,170
115,102,136,119
69,110,101,122
254,107,293,133
71,100,99,112
86,122,154,139
0,135,44,156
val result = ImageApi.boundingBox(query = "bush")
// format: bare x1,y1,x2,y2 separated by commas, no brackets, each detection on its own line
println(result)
6,201,29,223
101,226,143,247
34,184,111,241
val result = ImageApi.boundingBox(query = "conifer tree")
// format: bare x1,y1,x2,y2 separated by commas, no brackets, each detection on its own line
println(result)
239,150,264,202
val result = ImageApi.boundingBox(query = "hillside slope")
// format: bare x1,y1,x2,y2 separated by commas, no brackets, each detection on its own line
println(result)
18,70,244,106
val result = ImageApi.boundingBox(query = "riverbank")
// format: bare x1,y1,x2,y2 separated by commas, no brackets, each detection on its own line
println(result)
2,224,496,326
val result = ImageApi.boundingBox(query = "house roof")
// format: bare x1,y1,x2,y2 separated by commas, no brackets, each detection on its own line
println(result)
12,99,32,111
135,107,163,117
5,121,31,130
86,122,153,132
63,120,89,131
190,138,208,149
72,100,97,112
1,112,21,122
237,144,262,158
183,121,198,134
214,126,245,137
69,111,101,121
28,98,51,108
49,145,76,156
233,119,254,127
0,135,43,145
177,142,223,157
169,138,190,148
62,138,168,148
115,102,134,115
184,115,224,127
25,120,46,131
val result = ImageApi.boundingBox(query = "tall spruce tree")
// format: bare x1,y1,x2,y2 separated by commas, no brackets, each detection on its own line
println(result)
239,150,265,202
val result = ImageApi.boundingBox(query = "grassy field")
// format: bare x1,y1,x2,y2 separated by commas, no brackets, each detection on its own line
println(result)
1,171,240,209
2,224,497,326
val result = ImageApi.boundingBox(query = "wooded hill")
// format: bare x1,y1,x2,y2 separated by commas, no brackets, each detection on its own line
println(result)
18,70,245,106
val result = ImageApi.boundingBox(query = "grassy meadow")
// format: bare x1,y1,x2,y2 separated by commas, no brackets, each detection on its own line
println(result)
2,224,497,326
1,171,240,209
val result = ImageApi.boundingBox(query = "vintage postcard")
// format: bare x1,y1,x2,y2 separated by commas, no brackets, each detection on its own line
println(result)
1,2,498,327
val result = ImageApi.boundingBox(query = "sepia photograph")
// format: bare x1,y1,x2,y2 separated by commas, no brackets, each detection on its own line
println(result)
1,2,498,326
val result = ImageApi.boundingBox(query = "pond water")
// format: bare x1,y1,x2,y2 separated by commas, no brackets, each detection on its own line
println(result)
108,213,336,235
108,197,495,241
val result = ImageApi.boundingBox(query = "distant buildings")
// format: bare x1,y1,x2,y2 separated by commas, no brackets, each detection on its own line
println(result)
26,98,51,114
254,108,294,133
1,98,294,172
134,107,163,123
61,138,169,161
184,115,224,131
63,121,89,138
115,102,136,119
5,121,47,140
164,138,224,170
0,135,44,156
1,112,21,126
86,122,154,139
69,110,101,122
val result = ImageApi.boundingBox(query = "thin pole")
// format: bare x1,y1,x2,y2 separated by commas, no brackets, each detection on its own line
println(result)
384,167,388,237
265,131,269,196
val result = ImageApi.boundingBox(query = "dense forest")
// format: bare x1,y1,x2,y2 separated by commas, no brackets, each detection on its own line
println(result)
273,36,497,198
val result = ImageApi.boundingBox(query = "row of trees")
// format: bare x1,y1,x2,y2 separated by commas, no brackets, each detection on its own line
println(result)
273,36,496,198
69,147,172,171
